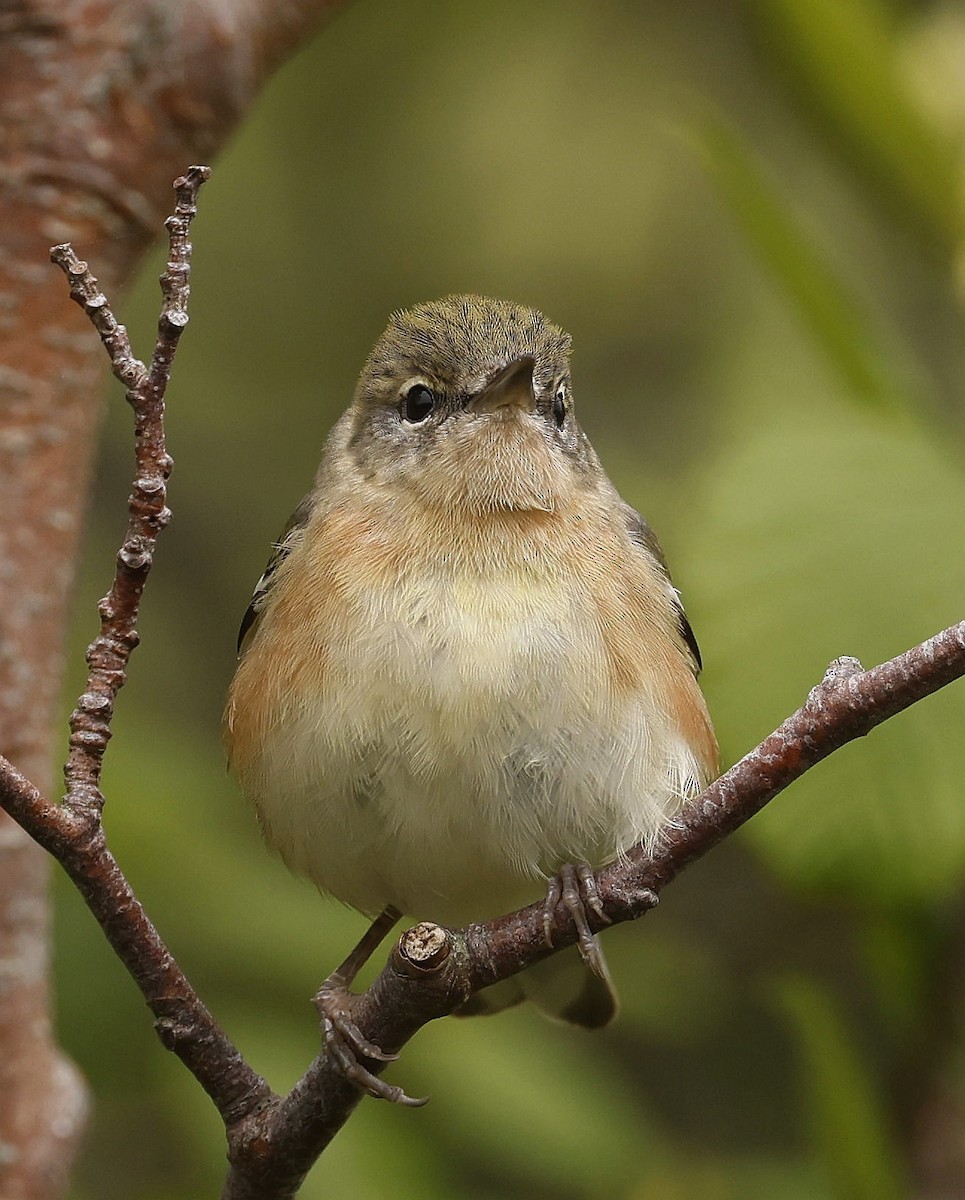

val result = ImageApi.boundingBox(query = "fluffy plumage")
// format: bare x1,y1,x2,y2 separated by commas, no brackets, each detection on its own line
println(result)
224,296,717,1024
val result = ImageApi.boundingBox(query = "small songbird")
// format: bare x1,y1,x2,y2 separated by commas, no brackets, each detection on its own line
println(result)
223,295,717,1101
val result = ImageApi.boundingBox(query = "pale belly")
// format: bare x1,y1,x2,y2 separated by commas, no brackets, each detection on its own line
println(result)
247,567,702,925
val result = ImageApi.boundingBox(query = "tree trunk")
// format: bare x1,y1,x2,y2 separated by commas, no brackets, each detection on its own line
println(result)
0,3,349,1194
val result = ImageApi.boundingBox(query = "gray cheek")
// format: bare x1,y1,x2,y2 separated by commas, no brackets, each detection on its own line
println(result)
564,429,599,479
347,405,444,485
347,403,399,457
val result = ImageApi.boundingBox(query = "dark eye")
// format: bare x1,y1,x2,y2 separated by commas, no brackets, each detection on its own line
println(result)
401,384,437,424
552,385,567,429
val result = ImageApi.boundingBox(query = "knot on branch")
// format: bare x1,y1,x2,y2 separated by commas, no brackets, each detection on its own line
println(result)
600,881,660,924
395,922,451,975
823,655,865,684
128,499,172,536
159,310,190,337
68,728,111,753
74,691,112,717
86,635,136,667
155,1015,195,1052
135,475,165,497
117,542,151,572
376,923,476,1018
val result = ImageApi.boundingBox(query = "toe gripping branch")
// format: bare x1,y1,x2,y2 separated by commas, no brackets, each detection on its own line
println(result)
314,912,470,1107
543,861,613,976
314,864,661,1107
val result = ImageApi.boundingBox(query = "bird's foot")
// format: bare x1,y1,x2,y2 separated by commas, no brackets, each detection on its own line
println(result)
542,861,611,978
312,906,428,1107
314,979,427,1107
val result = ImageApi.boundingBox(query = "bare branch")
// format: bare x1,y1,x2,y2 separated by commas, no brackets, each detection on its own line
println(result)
7,169,275,1131
45,248,147,394
51,166,209,818
0,7,354,1194
0,751,273,1128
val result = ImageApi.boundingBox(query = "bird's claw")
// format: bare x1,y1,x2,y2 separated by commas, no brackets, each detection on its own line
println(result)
542,861,611,978
316,981,428,1108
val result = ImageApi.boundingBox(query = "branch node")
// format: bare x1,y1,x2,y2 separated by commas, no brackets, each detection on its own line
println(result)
160,309,190,334
823,655,865,683
154,1016,186,1052
117,543,151,571
395,923,451,976
75,692,111,715
134,475,165,496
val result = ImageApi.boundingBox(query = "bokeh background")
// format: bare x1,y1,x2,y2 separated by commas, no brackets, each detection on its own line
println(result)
56,1,965,1196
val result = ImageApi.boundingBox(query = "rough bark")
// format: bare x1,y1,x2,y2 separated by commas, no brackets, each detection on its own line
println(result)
0,3,349,1195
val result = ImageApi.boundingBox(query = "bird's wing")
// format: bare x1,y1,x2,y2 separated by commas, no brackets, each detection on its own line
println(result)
623,504,703,676
236,493,315,654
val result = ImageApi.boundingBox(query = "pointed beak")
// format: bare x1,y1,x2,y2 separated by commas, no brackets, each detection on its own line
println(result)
466,355,536,415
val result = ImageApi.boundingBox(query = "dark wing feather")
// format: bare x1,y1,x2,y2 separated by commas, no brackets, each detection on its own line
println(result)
237,493,315,654
623,505,703,676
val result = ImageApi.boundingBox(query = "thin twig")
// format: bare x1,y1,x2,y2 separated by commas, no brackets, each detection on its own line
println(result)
52,165,210,819
39,168,273,1127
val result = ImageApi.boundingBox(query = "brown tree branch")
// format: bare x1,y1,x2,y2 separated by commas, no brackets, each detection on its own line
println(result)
36,167,273,1127
54,169,205,815
0,7,353,1194
1,0,352,787
3,160,964,1199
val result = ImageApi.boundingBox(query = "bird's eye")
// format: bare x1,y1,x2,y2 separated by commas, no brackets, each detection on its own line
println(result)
401,384,437,424
552,385,567,429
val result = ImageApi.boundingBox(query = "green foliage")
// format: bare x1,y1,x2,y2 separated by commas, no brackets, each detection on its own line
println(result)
776,975,906,1200
689,410,965,906
743,0,962,251
697,118,919,409
58,0,965,1196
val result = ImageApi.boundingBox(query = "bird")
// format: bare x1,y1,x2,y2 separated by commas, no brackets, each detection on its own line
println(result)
223,294,717,1103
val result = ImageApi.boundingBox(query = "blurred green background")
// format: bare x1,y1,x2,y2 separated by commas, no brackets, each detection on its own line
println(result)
55,0,965,1196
